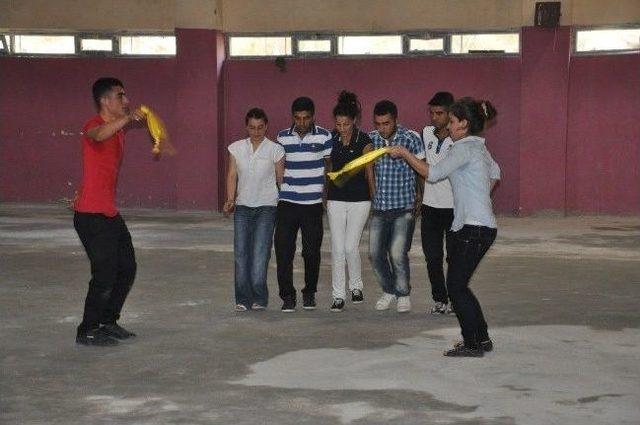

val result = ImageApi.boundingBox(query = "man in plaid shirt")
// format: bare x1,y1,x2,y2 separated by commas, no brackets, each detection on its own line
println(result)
368,100,426,313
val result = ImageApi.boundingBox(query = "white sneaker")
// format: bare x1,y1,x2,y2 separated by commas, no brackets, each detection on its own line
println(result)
397,296,411,313
375,293,396,311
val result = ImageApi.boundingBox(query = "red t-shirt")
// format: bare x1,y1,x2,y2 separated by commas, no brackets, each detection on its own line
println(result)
74,115,124,217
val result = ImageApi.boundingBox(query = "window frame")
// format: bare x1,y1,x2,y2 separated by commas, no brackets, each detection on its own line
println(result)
10,32,77,56
573,25,640,56
76,33,118,57
404,32,448,56
118,32,177,57
448,30,521,57
293,33,335,57
226,33,294,59
336,32,405,57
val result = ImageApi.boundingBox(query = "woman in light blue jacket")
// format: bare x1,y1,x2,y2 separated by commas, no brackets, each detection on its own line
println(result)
390,97,500,358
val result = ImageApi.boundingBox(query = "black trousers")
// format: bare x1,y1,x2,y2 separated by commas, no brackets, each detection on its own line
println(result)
446,225,496,347
420,205,454,304
74,212,137,333
274,201,323,300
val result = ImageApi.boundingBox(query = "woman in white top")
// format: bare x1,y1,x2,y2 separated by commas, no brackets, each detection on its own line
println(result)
223,108,285,311
390,97,500,357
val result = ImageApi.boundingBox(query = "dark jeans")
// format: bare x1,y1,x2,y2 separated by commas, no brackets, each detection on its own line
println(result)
368,209,415,297
74,212,137,334
421,205,454,304
234,205,277,308
446,225,496,347
274,201,323,301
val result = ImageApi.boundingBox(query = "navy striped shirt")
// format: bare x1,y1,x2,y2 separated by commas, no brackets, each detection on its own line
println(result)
277,125,333,204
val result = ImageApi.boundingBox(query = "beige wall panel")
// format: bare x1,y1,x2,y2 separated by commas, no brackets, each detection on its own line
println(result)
0,0,222,31
175,0,222,29
0,0,174,31
222,0,525,32
571,0,640,26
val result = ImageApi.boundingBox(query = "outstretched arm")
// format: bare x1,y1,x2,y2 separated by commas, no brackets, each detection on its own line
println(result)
86,108,144,142
388,146,429,177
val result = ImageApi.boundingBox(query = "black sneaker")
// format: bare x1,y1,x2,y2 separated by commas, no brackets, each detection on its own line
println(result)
101,323,136,340
444,343,484,357
76,328,119,347
281,297,296,313
351,289,364,304
302,293,316,310
330,298,345,312
454,338,493,352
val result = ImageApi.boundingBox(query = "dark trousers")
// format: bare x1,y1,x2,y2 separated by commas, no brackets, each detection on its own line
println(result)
420,205,454,303
74,212,137,333
446,225,496,347
274,201,323,300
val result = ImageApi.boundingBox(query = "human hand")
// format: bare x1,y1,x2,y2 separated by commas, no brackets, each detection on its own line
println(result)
129,107,145,122
387,146,409,159
222,199,235,216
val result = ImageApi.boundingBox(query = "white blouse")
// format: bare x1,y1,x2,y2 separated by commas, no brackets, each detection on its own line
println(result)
227,137,285,207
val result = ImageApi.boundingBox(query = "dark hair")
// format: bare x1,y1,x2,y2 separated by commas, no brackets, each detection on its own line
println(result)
291,96,315,115
373,100,398,119
245,107,268,125
92,77,124,110
333,90,361,120
449,97,497,135
428,91,455,110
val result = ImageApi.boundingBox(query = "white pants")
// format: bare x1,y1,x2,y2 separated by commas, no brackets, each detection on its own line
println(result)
327,200,371,300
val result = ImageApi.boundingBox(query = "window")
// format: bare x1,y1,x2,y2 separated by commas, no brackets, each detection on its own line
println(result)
338,35,402,55
120,35,176,55
576,28,640,53
297,39,332,54
229,36,292,57
13,35,75,54
0,35,8,53
450,33,519,54
81,38,113,52
408,37,444,53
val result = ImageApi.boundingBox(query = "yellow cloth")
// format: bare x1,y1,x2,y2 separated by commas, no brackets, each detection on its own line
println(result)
327,147,389,186
140,105,176,157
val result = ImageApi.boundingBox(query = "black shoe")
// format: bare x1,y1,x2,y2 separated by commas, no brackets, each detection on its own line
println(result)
330,298,345,312
302,293,316,310
281,297,296,313
76,328,119,346
454,338,493,352
101,323,136,340
444,343,484,357
479,339,493,352
351,289,364,304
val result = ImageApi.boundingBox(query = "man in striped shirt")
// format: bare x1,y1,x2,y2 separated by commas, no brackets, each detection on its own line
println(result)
275,97,332,312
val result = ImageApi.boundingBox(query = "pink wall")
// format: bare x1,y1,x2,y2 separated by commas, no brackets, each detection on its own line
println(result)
0,29,225,210
566,54,640,214
519,26,571,214
222,57,521,214
0,56,179,208
1,27,638,214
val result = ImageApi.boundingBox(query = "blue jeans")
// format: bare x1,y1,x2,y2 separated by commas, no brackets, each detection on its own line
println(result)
234,205,277,308
368,209,416,297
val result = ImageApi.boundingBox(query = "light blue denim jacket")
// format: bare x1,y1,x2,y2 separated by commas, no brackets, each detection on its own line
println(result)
427,135,500,231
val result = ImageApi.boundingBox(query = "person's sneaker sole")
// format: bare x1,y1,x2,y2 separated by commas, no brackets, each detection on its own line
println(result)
444,346,484,357
76,333,119,347
303,305,317,311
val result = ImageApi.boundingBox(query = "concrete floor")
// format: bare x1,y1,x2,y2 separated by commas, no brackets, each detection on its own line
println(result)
1,203,639,425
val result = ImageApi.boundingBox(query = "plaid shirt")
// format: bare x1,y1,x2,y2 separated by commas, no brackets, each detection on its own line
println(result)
369,125,426,211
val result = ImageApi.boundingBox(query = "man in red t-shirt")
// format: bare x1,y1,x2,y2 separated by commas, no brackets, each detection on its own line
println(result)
73,77,144,346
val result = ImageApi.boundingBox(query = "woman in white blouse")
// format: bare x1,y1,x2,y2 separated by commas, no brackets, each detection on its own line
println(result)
223,108,285,311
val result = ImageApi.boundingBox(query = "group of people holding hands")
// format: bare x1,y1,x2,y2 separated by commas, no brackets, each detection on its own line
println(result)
224,90,501,357
72,77,499,356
